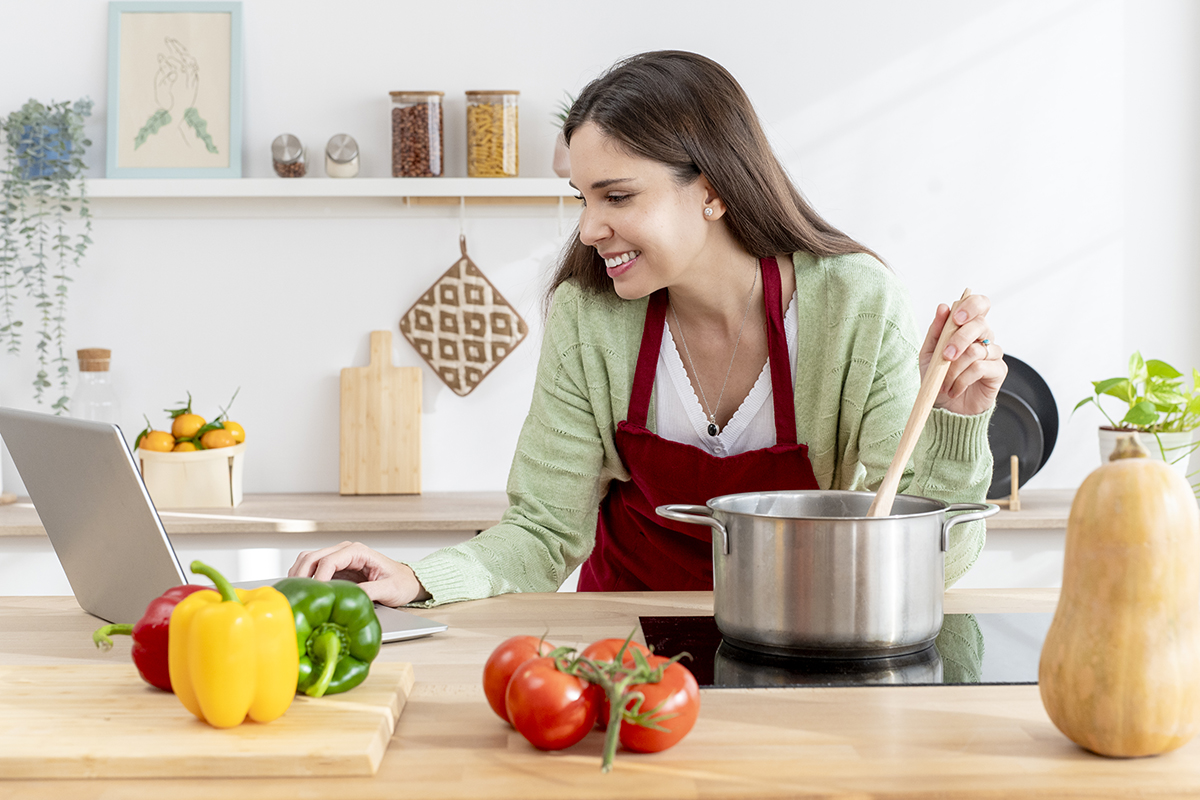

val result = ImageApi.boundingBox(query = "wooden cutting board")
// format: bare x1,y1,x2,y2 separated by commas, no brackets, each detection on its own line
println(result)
340,330,421,495
0,662,414,778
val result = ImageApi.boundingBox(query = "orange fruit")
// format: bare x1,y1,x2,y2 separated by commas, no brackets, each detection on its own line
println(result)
173,441,198,452
222,420,246,443
172,413,206,439
200,428,237,449
140,431,175,452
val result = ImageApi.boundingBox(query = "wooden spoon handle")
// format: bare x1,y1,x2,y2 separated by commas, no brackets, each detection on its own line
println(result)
867,288,972,518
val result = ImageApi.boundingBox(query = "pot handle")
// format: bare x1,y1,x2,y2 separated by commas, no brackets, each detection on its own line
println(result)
656,504,729,555
941,502,1000,552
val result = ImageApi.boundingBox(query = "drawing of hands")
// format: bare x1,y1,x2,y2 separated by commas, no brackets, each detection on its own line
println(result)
155,38,199,112
137,37,216,154
152,38,199,146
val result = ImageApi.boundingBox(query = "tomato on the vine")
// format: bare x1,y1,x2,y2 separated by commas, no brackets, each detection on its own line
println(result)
618,655,700,753
580,638,652,664
580,637,654,731
482,635,556,723
506,656,599,751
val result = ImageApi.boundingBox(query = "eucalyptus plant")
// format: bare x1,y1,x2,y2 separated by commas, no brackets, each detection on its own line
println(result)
0,98,93,411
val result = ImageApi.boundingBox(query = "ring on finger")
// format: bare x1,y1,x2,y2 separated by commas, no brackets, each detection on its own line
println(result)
979,338,992,358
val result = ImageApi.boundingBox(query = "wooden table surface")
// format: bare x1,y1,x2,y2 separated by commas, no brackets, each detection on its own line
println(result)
0,488,1073,538
3,587,1197,798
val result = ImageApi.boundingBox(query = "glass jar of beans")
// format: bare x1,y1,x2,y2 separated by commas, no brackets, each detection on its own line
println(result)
465,90,519,177
390,91,444,177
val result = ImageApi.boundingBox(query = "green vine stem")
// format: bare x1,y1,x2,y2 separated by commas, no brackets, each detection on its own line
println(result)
553,632,687,773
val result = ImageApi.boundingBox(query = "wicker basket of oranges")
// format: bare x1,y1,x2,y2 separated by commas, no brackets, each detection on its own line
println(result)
134,391,247,509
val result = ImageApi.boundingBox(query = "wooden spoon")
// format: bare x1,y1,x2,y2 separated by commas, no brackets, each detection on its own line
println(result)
867,288,972,518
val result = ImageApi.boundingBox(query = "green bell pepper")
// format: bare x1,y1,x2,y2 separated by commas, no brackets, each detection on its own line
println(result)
272,577,383,697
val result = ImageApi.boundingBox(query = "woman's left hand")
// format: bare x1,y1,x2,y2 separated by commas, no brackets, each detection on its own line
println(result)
919,292,1008,417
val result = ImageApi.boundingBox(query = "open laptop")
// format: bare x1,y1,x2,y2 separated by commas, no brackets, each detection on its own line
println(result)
0,407,447,643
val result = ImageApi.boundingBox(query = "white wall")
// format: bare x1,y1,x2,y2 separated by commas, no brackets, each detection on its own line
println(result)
2,0,1197,498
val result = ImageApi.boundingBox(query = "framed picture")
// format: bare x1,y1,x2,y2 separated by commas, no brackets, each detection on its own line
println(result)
106,1,243,178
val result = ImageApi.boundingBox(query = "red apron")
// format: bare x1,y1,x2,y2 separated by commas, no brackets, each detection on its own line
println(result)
578,257,820,592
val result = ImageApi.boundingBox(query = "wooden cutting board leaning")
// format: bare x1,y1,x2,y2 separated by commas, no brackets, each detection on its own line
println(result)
0,662,415,778
340,330,422,495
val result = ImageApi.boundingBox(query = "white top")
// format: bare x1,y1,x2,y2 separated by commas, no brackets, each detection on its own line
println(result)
655,291,799,457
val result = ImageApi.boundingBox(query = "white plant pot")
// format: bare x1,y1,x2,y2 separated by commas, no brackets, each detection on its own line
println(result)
1097,428,1195,482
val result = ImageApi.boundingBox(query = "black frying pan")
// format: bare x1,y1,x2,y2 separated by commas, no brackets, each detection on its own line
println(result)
986,355,1059,498
1000,354,1058,471
987,389,1044,499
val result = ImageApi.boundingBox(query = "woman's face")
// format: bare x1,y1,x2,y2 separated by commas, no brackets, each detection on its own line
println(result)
569,123,712,300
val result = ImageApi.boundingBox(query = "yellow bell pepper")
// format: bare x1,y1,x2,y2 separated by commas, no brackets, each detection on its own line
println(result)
168,561,299,728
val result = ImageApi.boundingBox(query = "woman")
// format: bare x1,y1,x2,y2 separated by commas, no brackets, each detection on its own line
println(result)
290,51,1007,606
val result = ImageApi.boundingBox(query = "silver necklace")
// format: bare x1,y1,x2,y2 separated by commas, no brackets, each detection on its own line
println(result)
670,265,759,437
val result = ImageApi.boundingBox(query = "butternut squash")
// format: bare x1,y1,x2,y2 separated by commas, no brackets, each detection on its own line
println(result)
1039,434,1200,757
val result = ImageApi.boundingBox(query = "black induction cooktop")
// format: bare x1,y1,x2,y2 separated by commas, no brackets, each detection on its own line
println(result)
638,612,1053,689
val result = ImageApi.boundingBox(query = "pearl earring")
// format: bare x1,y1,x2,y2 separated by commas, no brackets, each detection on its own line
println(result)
704,207,713,217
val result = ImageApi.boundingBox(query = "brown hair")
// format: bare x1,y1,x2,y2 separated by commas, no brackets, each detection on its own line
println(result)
547,50,880,307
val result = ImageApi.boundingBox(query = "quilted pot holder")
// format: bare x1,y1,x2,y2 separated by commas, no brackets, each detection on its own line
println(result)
399,235,529,396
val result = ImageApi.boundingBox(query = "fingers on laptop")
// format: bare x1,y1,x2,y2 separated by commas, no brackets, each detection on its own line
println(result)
289,540,355,577
290,541,402,584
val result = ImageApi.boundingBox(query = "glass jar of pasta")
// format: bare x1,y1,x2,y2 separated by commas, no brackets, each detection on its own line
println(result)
465,90,519,177
390,91,444,177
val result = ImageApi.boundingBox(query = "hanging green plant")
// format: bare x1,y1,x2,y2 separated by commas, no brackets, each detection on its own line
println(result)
0,97,93,412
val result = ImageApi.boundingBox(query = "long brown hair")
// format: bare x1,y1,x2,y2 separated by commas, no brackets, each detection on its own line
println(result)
548,50,879,306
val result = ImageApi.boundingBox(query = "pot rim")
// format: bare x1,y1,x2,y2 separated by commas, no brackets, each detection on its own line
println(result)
703,489,952,522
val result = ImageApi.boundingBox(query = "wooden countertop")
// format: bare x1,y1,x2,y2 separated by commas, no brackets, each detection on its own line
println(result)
4,587,1197,798
0,488,1073,538
0,491,510,537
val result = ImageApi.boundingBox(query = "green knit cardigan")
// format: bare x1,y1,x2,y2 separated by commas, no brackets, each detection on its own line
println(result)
410,251,994,606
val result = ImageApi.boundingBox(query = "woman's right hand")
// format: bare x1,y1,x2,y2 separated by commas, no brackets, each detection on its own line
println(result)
287,542,430,607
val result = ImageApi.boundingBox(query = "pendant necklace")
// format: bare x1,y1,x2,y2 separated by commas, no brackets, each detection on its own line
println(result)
670,264,759,437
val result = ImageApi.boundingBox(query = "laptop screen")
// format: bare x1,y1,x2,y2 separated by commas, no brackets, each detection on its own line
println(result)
0,408,187,622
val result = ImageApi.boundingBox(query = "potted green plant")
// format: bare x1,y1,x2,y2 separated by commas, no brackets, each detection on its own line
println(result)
1073,351,1200,487
0,97,93,412
551,92,575,178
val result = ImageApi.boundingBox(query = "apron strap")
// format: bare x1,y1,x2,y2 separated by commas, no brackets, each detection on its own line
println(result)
627,289,669,428
628,260,795,443
761,257,798,445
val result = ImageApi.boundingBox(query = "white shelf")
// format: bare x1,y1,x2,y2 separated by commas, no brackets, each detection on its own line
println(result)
84,177,576,200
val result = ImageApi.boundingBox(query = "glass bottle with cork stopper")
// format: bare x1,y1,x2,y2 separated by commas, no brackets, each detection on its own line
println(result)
71,348,120,424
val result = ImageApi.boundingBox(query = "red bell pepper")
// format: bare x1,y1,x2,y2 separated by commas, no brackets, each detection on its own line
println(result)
93,584,206,691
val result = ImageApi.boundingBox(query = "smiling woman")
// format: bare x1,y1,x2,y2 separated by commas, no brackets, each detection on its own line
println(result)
288,50,1008,607
554,51,878,299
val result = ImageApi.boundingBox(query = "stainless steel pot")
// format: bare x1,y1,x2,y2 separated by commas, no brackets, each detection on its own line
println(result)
657,490,998,659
